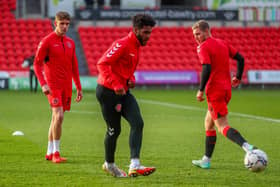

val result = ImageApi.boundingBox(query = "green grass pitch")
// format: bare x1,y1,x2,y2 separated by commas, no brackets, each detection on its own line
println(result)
0,89,279,186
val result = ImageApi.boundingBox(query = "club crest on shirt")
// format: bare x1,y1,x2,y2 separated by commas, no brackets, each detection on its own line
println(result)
66,41,72,48
115,103,122,112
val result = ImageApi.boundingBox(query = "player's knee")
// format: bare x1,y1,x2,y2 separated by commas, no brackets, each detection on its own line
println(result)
54,112,64,124
107,126,121,138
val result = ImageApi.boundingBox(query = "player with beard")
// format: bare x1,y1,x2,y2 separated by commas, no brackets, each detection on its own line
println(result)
96,14,156,177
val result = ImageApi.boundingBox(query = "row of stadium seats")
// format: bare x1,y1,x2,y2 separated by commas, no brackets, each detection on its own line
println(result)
0,0,53,71
78,26,280,84
0,19,52,70
0,0,16,11
0,0,279,81
0,0,16,21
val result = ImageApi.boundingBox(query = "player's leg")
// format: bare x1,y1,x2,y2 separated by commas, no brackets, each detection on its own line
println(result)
46,89,67,163
51,106,67,163
192,111,216,169
103,107,121,164
214,116,255,152
96,84,127,177
122,92,143,161
51,107,64,146
122,92,155,177
212,90,255,152
45,118,54,160
45,90,61,161
96,85,122,164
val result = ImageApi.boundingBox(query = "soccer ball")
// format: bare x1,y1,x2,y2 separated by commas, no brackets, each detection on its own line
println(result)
244,149,268,172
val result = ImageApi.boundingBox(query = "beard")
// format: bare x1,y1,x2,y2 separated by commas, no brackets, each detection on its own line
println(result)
136,33,146,46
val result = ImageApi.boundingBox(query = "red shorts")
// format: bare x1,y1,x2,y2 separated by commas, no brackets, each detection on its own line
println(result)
206,90,231,120
47,88,72,111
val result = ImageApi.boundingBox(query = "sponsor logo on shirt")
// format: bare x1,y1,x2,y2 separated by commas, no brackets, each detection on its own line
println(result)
106,43,122,58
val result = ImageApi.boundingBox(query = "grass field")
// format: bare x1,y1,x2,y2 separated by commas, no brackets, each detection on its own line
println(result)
0,89,279,186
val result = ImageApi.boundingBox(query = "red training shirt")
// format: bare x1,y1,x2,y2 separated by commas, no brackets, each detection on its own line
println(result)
34,31,81,91
197,37,237,94
97,31,140,91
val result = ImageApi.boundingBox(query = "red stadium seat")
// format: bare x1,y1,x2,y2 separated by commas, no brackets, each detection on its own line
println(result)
0,16,52,71
76,26,280,77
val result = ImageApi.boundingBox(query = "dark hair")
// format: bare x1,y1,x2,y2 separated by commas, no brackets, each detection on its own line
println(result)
192,20,210,31
55,11,71,21
132,14,156,29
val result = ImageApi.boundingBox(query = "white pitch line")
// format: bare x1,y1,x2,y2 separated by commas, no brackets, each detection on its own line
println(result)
139,99,280,124
228,112,280,123
71,99,280,124
139,99,205,112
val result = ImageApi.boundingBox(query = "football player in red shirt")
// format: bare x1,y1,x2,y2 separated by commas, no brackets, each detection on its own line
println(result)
191,20,257,169
34,11,83,163
96,14,156,177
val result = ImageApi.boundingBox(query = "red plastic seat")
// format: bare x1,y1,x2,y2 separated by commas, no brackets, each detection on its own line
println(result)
77,26,280,74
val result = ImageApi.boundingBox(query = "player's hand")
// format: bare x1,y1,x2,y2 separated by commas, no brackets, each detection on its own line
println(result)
114,87,126,95
232,77,241,88
76,90,83,102
42,84,51,95
127,79,135,88
196,90,205,102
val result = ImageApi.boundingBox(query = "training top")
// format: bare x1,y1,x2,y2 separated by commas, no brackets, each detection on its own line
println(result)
197,37,237,94
97,31,141,92
34,31,81,91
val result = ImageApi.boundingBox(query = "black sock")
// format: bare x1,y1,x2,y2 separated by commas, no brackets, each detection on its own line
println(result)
223,126,246,147
205,130,216,158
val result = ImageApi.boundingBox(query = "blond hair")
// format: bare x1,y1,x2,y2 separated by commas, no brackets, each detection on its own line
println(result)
192,20,210,31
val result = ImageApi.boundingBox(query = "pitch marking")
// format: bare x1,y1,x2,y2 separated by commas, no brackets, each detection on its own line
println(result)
71,99,280,123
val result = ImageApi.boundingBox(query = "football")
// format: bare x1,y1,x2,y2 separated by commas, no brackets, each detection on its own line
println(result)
244,149,268,172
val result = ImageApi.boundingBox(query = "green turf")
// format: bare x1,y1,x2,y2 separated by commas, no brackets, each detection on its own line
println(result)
0,89,279,186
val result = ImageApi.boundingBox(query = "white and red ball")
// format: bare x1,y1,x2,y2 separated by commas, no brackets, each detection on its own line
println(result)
244,149,268,172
